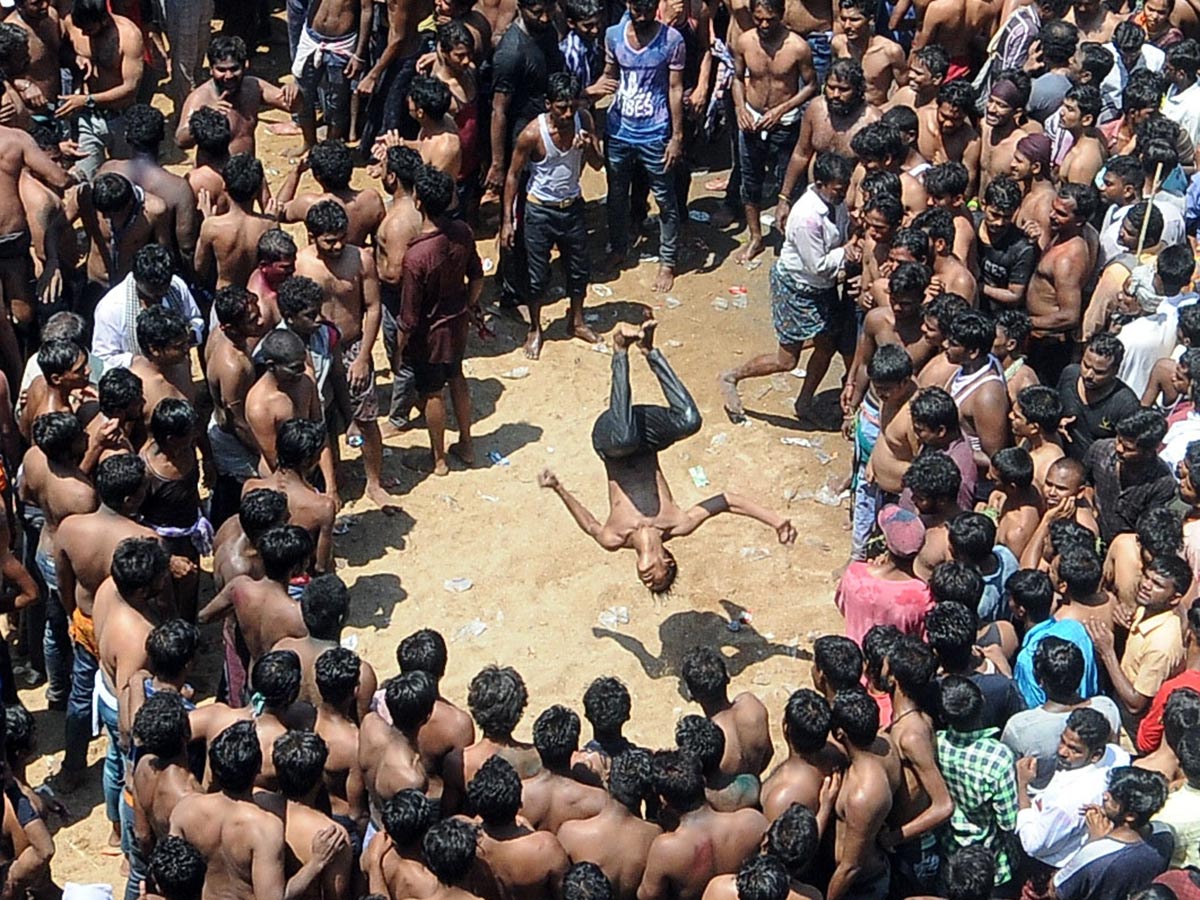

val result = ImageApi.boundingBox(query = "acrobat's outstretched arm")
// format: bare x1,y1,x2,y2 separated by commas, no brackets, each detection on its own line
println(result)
539,469,623,550
674,493,797,544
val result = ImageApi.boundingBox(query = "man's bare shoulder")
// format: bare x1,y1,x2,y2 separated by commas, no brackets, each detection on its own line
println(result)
111,13,142,42
144,191,170,219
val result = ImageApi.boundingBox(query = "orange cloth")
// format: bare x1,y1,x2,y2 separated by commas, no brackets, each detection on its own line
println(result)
69,607,99,657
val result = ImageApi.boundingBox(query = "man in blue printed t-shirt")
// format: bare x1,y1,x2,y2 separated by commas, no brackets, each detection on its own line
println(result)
596,0,685,294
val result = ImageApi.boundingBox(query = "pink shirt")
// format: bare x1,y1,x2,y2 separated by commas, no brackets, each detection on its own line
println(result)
834,562,933,648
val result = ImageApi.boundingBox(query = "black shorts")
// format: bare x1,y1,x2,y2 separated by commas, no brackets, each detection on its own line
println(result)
414,359,463,395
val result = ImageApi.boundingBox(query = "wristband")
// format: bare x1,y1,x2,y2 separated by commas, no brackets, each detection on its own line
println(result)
778,193,789,202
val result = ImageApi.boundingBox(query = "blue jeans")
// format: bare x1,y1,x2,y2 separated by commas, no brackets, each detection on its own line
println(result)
122,790,148,900
64,643,97,775
605,136,680,268
42,593,71,706
286,0,309,56
97,676,122,826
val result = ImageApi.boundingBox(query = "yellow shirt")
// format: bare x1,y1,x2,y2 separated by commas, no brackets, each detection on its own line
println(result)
1154,782,1200,868
1121,607,1185,700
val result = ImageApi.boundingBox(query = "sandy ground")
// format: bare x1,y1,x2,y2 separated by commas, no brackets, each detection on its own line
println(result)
19,11,854,889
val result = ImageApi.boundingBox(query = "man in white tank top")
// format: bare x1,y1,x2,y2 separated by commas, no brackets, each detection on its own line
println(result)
501,71,605,360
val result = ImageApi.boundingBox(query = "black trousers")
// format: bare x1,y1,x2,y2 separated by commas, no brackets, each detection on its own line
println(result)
591,349,701,460
525,198,590,301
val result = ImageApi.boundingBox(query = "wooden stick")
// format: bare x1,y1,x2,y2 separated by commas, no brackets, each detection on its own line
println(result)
1136,160,1165,258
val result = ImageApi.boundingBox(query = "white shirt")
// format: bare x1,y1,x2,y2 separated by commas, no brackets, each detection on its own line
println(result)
1160,409,1200,472
92,273,204,370
1117,301,1179,398
1101,45,1166,124
1163,80,1200,149
778,184,850,290
1098,201,1187,268
1017,744,1131,867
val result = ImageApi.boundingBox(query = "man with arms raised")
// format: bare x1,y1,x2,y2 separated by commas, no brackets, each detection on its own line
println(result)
544,321,795,593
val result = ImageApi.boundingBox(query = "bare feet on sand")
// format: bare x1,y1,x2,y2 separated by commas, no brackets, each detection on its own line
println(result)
735,237,765,264
570,319,601,345
524,327,543,360
366,479,403,513
449,441,475,466
652,265,675,293
267,121,303,136
380,418,423,440
718,371,745,421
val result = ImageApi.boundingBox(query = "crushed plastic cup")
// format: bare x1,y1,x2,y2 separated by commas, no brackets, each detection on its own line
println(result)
689,465,710,488
598,606,631,628
478,493,500,503
712,297,729,311
452,619,488,641
481,258,495,273
340,634,359,651
740,547,770,561
487,450,511,467
592,342,611,354
665,295,682,309
813,450,834,465
667,339,683,348
501,366,531,379
592,284,613,297
790,367,807,378
731,295,748,309
781,437,815,448
444,577,474,593
744,259,763,271
710,432,728,449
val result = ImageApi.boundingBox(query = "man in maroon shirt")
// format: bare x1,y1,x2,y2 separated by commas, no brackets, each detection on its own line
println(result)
395,165,484,476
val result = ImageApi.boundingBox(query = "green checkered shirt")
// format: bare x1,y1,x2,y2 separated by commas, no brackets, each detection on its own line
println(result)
936,727,1019,885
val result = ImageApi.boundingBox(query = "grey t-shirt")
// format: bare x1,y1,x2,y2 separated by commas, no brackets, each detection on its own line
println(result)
1028,72,1072,123
1000,697,1123,762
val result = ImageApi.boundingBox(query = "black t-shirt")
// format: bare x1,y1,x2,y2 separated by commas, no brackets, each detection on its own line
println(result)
1056,365,1142,462
980,227,1037,296
492,22,565,149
